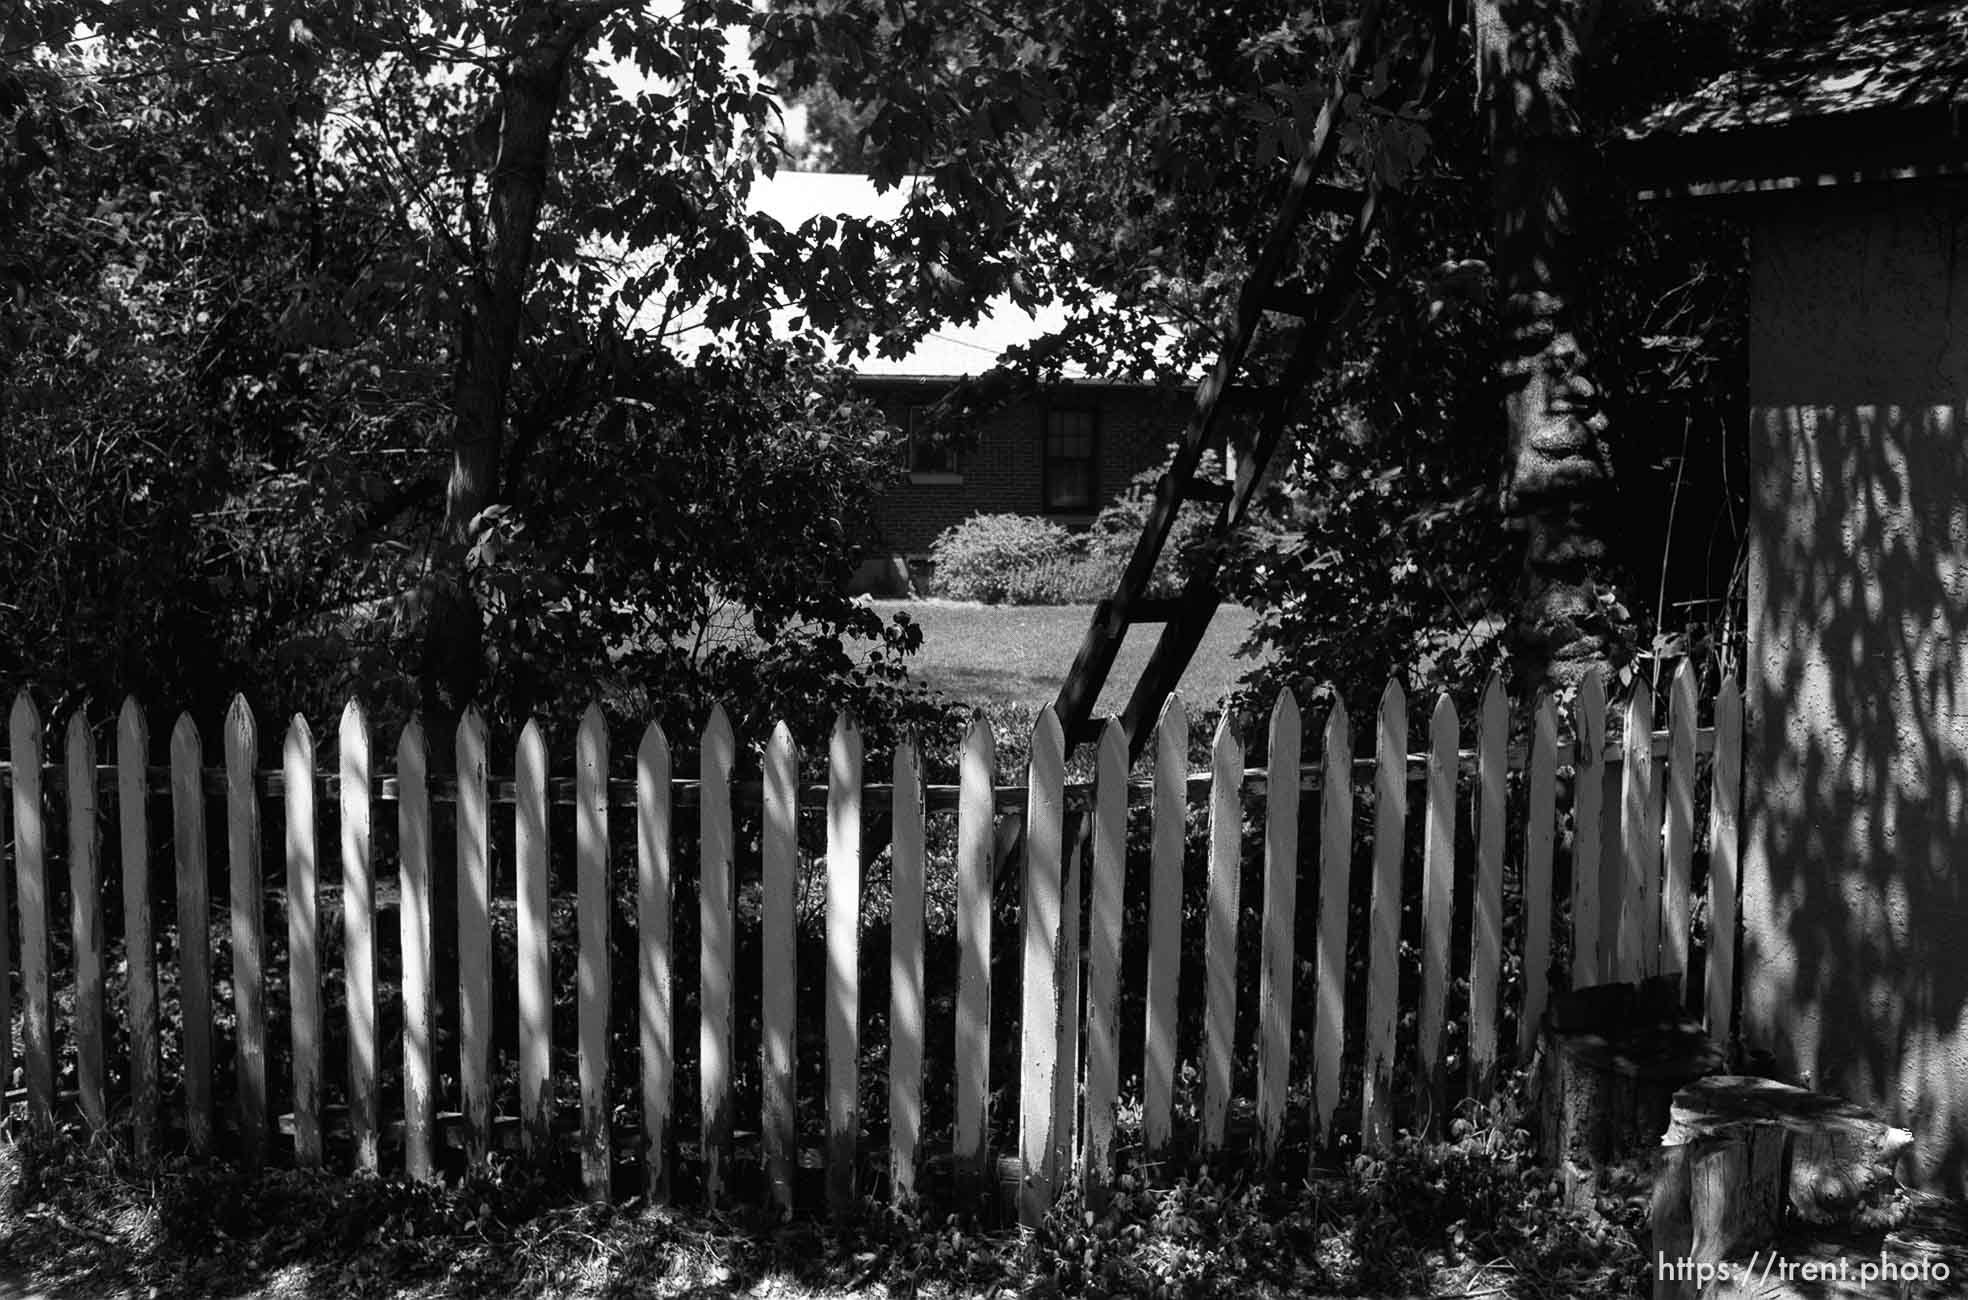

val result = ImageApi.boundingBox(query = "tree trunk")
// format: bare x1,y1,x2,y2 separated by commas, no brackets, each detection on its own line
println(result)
422,11,590,720
421,4,595,1077
1476,0,1629,694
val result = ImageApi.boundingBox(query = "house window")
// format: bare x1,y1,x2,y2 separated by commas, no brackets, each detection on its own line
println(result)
1043,407,1098,512
905,404,961,482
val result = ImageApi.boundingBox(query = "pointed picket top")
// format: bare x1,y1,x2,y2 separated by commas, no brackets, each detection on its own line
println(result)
766,720,798,772
226,693,256,752
703,702,734,753
1575,664,1607,761
639,720,671,782
339,697,368,755
1030,703,1064,767
1158,691,1189,754
12,688,41,743
579,701,608,772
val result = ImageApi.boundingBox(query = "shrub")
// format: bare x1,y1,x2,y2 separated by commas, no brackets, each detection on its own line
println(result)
928,513,1075,602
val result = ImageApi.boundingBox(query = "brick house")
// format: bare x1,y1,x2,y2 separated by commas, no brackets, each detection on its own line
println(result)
745,171,1195,595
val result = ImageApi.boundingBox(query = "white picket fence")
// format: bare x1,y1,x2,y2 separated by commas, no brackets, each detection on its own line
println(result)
0,663,1742,1223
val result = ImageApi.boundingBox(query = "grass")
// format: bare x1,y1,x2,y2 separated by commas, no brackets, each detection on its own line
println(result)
875,600,1264,715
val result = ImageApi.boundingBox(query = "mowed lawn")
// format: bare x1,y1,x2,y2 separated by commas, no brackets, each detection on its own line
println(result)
873,599,1265,714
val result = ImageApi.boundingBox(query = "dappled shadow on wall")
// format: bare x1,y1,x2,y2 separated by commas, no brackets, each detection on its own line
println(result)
1748,399,1968,1193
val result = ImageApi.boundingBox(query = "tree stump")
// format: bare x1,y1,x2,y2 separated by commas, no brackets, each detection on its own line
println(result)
1650,1075,1925,1300
1536,977,1725,1211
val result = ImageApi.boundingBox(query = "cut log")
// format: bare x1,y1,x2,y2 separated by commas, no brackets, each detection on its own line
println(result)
1666,1076,1913,1228
1650,1076,1926,1300
1537,978,1725,1211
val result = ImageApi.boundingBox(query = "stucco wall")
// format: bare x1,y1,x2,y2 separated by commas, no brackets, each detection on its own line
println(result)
1745,183,1968,1193
865,383,1191,558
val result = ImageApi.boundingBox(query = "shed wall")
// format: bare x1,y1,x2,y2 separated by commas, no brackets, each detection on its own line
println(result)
1746,183,1968,1193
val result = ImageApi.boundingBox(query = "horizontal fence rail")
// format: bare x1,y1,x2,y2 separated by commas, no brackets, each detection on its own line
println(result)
0,666,1745,1223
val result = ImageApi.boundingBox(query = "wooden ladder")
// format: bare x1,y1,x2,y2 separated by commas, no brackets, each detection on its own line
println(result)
1052,0,1423,756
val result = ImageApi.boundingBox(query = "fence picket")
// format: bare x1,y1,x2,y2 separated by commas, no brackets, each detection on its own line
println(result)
1620,677,1656,983
1084,718,1127,1200
226,696,267,1166
1664,662,1698,995
827,713,863,1216
889,738,925,1206
700,705,736,1204
1707,678,1744,1042
398,719,435,1182
339,701,376,1171
516,719,552,1159
1145,694,1187,1158
636,722,674,1202
1519,694,1558,1061
285,713,322,1167
456,707,492,1165
119,698,160,1159
10,696,50,1137
1419,693,1457,1134
761,722,798,1214
1053,805,1081,1203
65,712,105,1132
954,715,995,1192
1201,712,1244,1154
174,713,215,1154
576,704,611,1201
1571,669,1608,988
1018,706,1066,1226
1469,675,1505,1104
1313,694,1351,1147
1364,679,1408,1152
1257,691,1301,1164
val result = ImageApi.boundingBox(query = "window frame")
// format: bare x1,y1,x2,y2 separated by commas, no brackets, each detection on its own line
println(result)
905,402,963,484
1040,403,1100,514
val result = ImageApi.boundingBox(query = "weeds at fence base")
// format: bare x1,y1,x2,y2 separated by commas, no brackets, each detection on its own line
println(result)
0,1092,1652,1299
